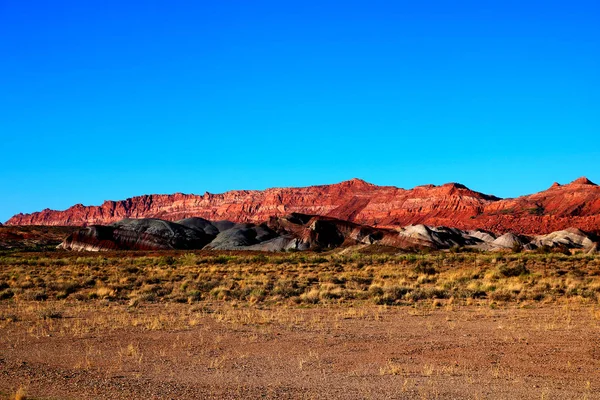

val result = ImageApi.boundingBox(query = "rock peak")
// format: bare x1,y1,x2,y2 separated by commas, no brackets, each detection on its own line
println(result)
443,182,468,190
338,178,373,187
569,176,596,186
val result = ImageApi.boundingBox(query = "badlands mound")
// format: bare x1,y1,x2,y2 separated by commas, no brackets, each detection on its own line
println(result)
55,214,599,253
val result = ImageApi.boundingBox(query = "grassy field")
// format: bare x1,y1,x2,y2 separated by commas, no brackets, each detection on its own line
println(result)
1,250,600,307
1,250,600,399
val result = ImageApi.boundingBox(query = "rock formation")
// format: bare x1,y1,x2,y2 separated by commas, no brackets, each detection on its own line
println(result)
56,214,599,253
7,177,600,235
58,218,216,251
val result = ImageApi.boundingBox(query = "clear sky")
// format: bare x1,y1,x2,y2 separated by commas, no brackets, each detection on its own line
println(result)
1,1,599,223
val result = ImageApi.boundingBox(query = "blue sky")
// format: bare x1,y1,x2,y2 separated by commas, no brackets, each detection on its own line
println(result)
1,1,599,222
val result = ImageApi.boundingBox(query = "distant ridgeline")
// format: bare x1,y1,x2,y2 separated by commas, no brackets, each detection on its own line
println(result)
6,177,600,236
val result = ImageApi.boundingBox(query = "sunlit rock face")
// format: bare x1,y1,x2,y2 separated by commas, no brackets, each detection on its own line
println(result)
8,177,600,235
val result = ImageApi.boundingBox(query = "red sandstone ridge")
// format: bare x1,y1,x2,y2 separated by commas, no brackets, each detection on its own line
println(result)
470,177,600,234
6,177,600,235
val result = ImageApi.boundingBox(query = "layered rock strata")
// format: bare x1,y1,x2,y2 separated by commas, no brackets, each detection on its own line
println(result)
8,177,600,235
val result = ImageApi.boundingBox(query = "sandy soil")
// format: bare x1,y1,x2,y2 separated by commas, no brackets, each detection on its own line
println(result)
1,302,599,399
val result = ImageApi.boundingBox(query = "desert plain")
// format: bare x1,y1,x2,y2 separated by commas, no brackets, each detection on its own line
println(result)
1,249,599,399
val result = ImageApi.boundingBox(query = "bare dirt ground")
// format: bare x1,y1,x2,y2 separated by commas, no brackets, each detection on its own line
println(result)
1,302,599,399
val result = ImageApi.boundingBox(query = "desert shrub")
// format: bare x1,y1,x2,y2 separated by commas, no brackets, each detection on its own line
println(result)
38,308,63,320
489,290,514,302
374,286,412,304
95,286,116,299
0,289,14,300
570,268,586,277
273,280,303,298
21,290,48,301
18,280,34,289
322,274,345,284
250,254,268,264
212,255,229,264
83,278,96,287
319,284,343,300
210,286,231,300
368,284,384,297
498,263,529,277
299,288,320,303
0,313,19,322
159,256,176,266
384,286,411,299
347,275,372,286
407,288,449,301
186,289,202,300
511,242,523,253
535,245,553,254
414,261,437,275
48,281,79,296
195,279,221,292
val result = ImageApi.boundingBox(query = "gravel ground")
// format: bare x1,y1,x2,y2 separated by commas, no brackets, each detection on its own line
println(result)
1,303,599,399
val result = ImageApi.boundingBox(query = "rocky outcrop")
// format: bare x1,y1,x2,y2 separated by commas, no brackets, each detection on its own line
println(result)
57,214,600,253
58,219,216,251
491,233,528,249
7,177,600,235
532,228,597,250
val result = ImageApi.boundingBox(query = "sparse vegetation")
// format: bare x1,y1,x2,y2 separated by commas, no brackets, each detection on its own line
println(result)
1,250,599,399
0,251,598,307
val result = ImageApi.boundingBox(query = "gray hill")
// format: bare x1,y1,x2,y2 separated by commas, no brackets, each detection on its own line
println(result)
57,215,599,253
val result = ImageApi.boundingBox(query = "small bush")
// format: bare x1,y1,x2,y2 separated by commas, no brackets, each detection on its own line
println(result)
414,261,437,275
21,290,48,301
0,289,14,300
490,290,514,302
38,308,63,320
498,263,529,277
159,256,176,266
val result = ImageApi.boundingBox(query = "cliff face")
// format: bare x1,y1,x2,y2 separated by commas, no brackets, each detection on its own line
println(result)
6,177,600,235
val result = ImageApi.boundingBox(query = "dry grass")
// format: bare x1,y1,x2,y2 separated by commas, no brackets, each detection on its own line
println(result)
12,387,26,400
0,251,599,310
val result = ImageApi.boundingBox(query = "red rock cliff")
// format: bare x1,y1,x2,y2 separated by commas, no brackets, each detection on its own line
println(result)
6,177,600,235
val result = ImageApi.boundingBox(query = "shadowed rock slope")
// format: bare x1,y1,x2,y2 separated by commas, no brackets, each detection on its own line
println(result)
57,214,599,253
8,177,600,235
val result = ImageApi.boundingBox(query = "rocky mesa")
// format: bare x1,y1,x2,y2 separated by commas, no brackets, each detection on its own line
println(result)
6,177,600,235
